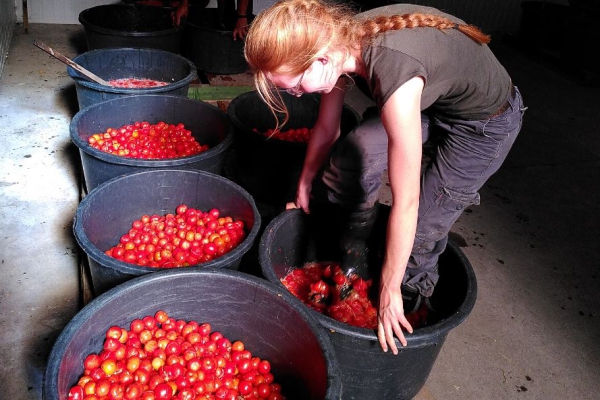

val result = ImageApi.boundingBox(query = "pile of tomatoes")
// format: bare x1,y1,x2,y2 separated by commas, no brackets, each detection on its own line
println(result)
281,262,378,329
88,121,209,159
253,127,311,143
67,310,285,400
281,262,431,330
105,205,247,268
109,78,169,89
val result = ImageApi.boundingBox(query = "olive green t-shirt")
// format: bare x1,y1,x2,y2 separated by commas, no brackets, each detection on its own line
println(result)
357,4,512,119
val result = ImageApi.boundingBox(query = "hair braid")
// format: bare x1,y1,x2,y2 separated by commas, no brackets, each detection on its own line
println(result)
360,13,490,44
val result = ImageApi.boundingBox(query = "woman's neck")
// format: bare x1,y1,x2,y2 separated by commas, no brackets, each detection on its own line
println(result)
345,48,366,79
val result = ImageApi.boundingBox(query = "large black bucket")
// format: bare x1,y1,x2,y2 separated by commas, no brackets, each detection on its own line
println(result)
259,206,477,400
79,4,184,53
182,8,249,74
68,47,197,109
73,168,261,296
43,268,343,399
227,91,360,205
70,94,234,192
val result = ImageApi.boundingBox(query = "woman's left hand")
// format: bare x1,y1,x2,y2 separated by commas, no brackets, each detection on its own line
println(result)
377,283,413,354
172,3,188,27
287,179,312,214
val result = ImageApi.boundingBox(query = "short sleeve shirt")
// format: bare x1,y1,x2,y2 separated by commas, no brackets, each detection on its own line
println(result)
357,4,512,119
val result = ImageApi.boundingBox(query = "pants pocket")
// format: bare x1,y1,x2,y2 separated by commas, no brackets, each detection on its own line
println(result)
417,187,480,243
438,187,481,212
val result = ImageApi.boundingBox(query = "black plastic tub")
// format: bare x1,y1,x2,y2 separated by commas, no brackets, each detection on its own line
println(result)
73,169,261,296
70,94,234,192
79,4,184,53
227,91,360,205
182,8,249,74
259,206,477,400
43,268,343,400
67,47,197,109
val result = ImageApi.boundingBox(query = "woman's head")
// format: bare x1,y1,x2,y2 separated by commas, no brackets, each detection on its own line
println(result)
244,0,359,127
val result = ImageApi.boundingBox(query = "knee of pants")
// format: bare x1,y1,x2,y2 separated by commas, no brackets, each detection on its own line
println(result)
322,113,388,207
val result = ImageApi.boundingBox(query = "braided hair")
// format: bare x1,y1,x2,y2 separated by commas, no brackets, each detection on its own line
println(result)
359,13,490,44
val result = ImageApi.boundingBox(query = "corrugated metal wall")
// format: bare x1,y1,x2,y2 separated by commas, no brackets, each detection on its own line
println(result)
399,0,568,33
12,0,534,31
12,0,567,33
403,0,522,33
12,0,229,24
3,0,574,72
0,0,17,79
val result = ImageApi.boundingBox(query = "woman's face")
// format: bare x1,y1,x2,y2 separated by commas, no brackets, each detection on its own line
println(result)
270,58,339,97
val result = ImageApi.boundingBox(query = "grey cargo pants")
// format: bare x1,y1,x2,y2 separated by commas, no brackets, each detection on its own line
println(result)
321,86,525,296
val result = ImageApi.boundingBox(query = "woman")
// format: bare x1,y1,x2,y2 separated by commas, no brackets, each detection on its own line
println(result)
245,0,525,355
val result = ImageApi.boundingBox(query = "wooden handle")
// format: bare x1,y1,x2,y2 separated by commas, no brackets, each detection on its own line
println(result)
33,40,111,87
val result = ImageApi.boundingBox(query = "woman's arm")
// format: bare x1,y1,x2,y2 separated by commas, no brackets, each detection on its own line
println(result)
289,77,347,213
172,0,189,26
377,76,424,354
233,0,250,40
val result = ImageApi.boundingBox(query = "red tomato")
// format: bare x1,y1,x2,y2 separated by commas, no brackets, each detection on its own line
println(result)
142,316,157,331
94,379,110,397
82,380,96,395
141,390,156,400
101,359,117,376
153,382,173,400
257,382,272,399
268,392,286,400
203,242,217,256
124,382,142,399
236,358,252,375
108,382,124,400
208,208,220,219
68,385,84,400
257,360,271,375
238,379,253,396
84,353,101,370
176,204,188,215
134,368,150,385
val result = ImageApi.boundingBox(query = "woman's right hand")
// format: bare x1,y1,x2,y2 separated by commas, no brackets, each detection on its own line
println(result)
232,17,249,40
287,77,348,215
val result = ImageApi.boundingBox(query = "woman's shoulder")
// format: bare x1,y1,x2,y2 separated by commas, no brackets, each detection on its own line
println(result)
355,4,465,24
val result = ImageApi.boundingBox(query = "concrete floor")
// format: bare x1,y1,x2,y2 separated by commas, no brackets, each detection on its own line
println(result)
1,23,600,400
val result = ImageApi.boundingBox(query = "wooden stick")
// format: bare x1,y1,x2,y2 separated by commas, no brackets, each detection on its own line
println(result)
33,40,111,86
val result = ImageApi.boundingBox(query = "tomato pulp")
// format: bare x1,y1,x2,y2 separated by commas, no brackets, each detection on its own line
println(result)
281,262,431,330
